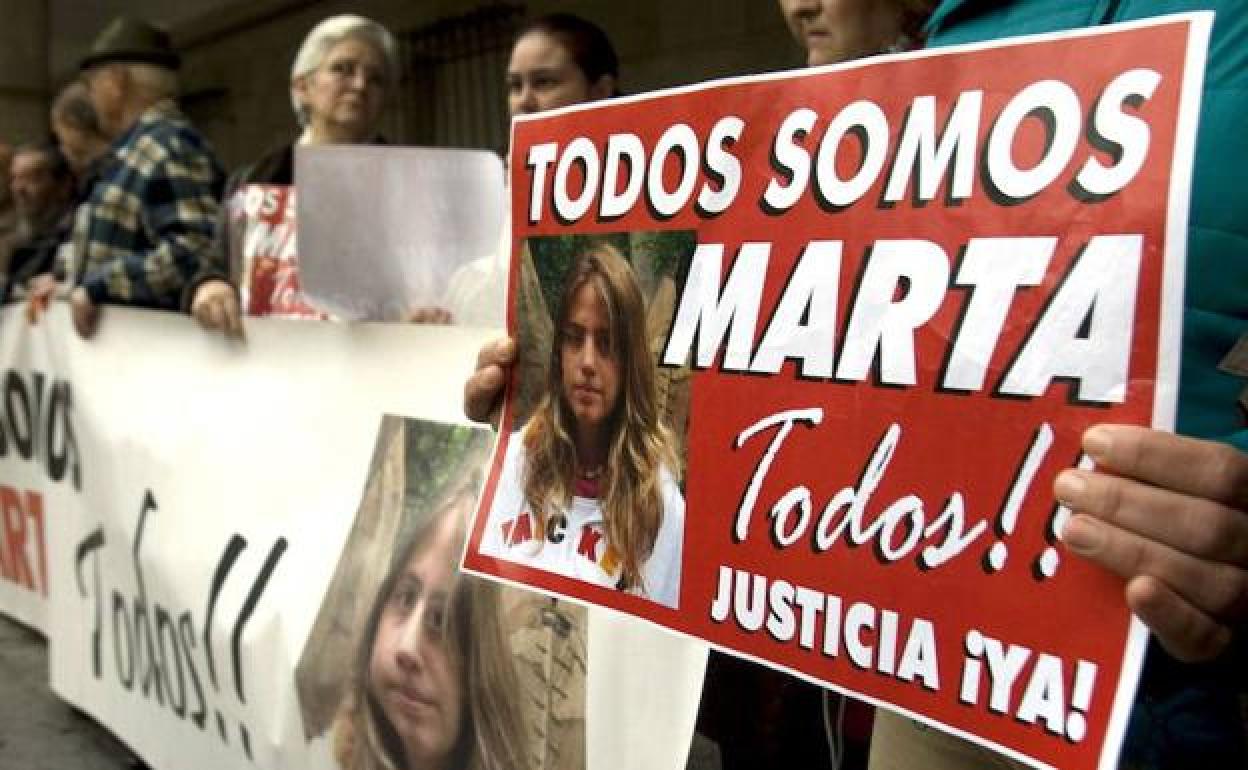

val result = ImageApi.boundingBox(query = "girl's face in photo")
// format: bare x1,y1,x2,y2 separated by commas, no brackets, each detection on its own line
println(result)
369,514,464,770
296,36,387,140
507,31,603,117
561,281,622,442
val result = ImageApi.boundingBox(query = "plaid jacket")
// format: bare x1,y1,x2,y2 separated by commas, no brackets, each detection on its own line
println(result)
69,100,224,309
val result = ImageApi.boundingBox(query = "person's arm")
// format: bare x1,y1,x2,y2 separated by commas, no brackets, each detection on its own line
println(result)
1055,424,1248,662
80,136,221,311
188,196,245,337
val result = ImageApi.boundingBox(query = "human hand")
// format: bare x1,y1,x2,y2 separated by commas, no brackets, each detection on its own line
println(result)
69,287,100,338
1055,424,1248,662
190,279,243,338
25,273,59,323
464,336,516,426
405,306,452,324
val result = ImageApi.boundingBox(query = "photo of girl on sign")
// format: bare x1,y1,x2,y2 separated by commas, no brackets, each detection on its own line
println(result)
296,417,588,770
476,232,693,609
335,474,527,770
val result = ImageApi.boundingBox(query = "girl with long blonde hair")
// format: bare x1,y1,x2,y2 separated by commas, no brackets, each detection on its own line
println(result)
481,243,684,607
336,480,528,770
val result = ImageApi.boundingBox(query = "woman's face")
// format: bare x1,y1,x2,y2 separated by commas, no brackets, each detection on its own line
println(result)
295,36,387,142
369,514,464,770
507,31,606,117
560,280,622,443
777,0,908,66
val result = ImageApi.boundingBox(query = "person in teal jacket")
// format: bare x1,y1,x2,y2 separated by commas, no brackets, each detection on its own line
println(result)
870,2,1248,768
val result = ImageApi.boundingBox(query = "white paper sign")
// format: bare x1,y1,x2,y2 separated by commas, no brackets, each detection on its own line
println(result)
296,146,506,321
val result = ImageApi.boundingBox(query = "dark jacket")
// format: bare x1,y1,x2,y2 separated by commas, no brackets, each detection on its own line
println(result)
181,143,294,309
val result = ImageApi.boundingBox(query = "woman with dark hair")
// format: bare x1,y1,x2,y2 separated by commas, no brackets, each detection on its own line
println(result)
446,12,621,328
506,13,619,117
480,243,684,607
335,479,528,770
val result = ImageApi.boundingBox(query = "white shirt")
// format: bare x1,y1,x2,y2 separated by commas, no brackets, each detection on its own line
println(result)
443,207,509,328
481,432,684,608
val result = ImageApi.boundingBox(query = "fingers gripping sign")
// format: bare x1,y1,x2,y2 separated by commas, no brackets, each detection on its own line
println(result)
1055,424,1248,662
191,279,244,339
463,336,516,426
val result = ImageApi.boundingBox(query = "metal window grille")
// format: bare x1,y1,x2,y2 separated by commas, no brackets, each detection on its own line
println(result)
388,2,525,153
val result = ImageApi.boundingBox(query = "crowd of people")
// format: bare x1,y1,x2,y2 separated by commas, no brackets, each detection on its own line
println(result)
1,1,1246,769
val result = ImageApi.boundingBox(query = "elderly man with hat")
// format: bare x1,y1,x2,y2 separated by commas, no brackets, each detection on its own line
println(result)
55,17,223,337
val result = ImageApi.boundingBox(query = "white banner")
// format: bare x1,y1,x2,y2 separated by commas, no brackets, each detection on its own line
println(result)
0,304,706,770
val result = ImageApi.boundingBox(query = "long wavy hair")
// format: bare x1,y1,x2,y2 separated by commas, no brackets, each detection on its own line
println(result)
522,243,676,593
335,479,527,770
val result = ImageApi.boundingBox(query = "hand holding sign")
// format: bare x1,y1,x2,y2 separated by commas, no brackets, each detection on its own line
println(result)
70,287,100,339
1056,424,1248,662
464,336,516,426
191,279,244,339
25,273,58,324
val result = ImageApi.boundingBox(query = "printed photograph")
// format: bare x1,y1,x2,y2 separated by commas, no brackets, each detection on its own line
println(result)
473,230,695,609
296,416,588,770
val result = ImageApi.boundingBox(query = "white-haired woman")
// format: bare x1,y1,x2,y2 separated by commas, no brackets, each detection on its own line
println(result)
187,14,397,331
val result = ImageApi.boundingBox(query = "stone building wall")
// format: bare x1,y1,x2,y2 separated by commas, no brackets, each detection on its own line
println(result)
165,0,802,168
0,0,50,145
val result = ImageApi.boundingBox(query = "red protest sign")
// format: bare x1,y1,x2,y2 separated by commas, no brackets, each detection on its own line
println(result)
464,15,1210,770
230,185,326,319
